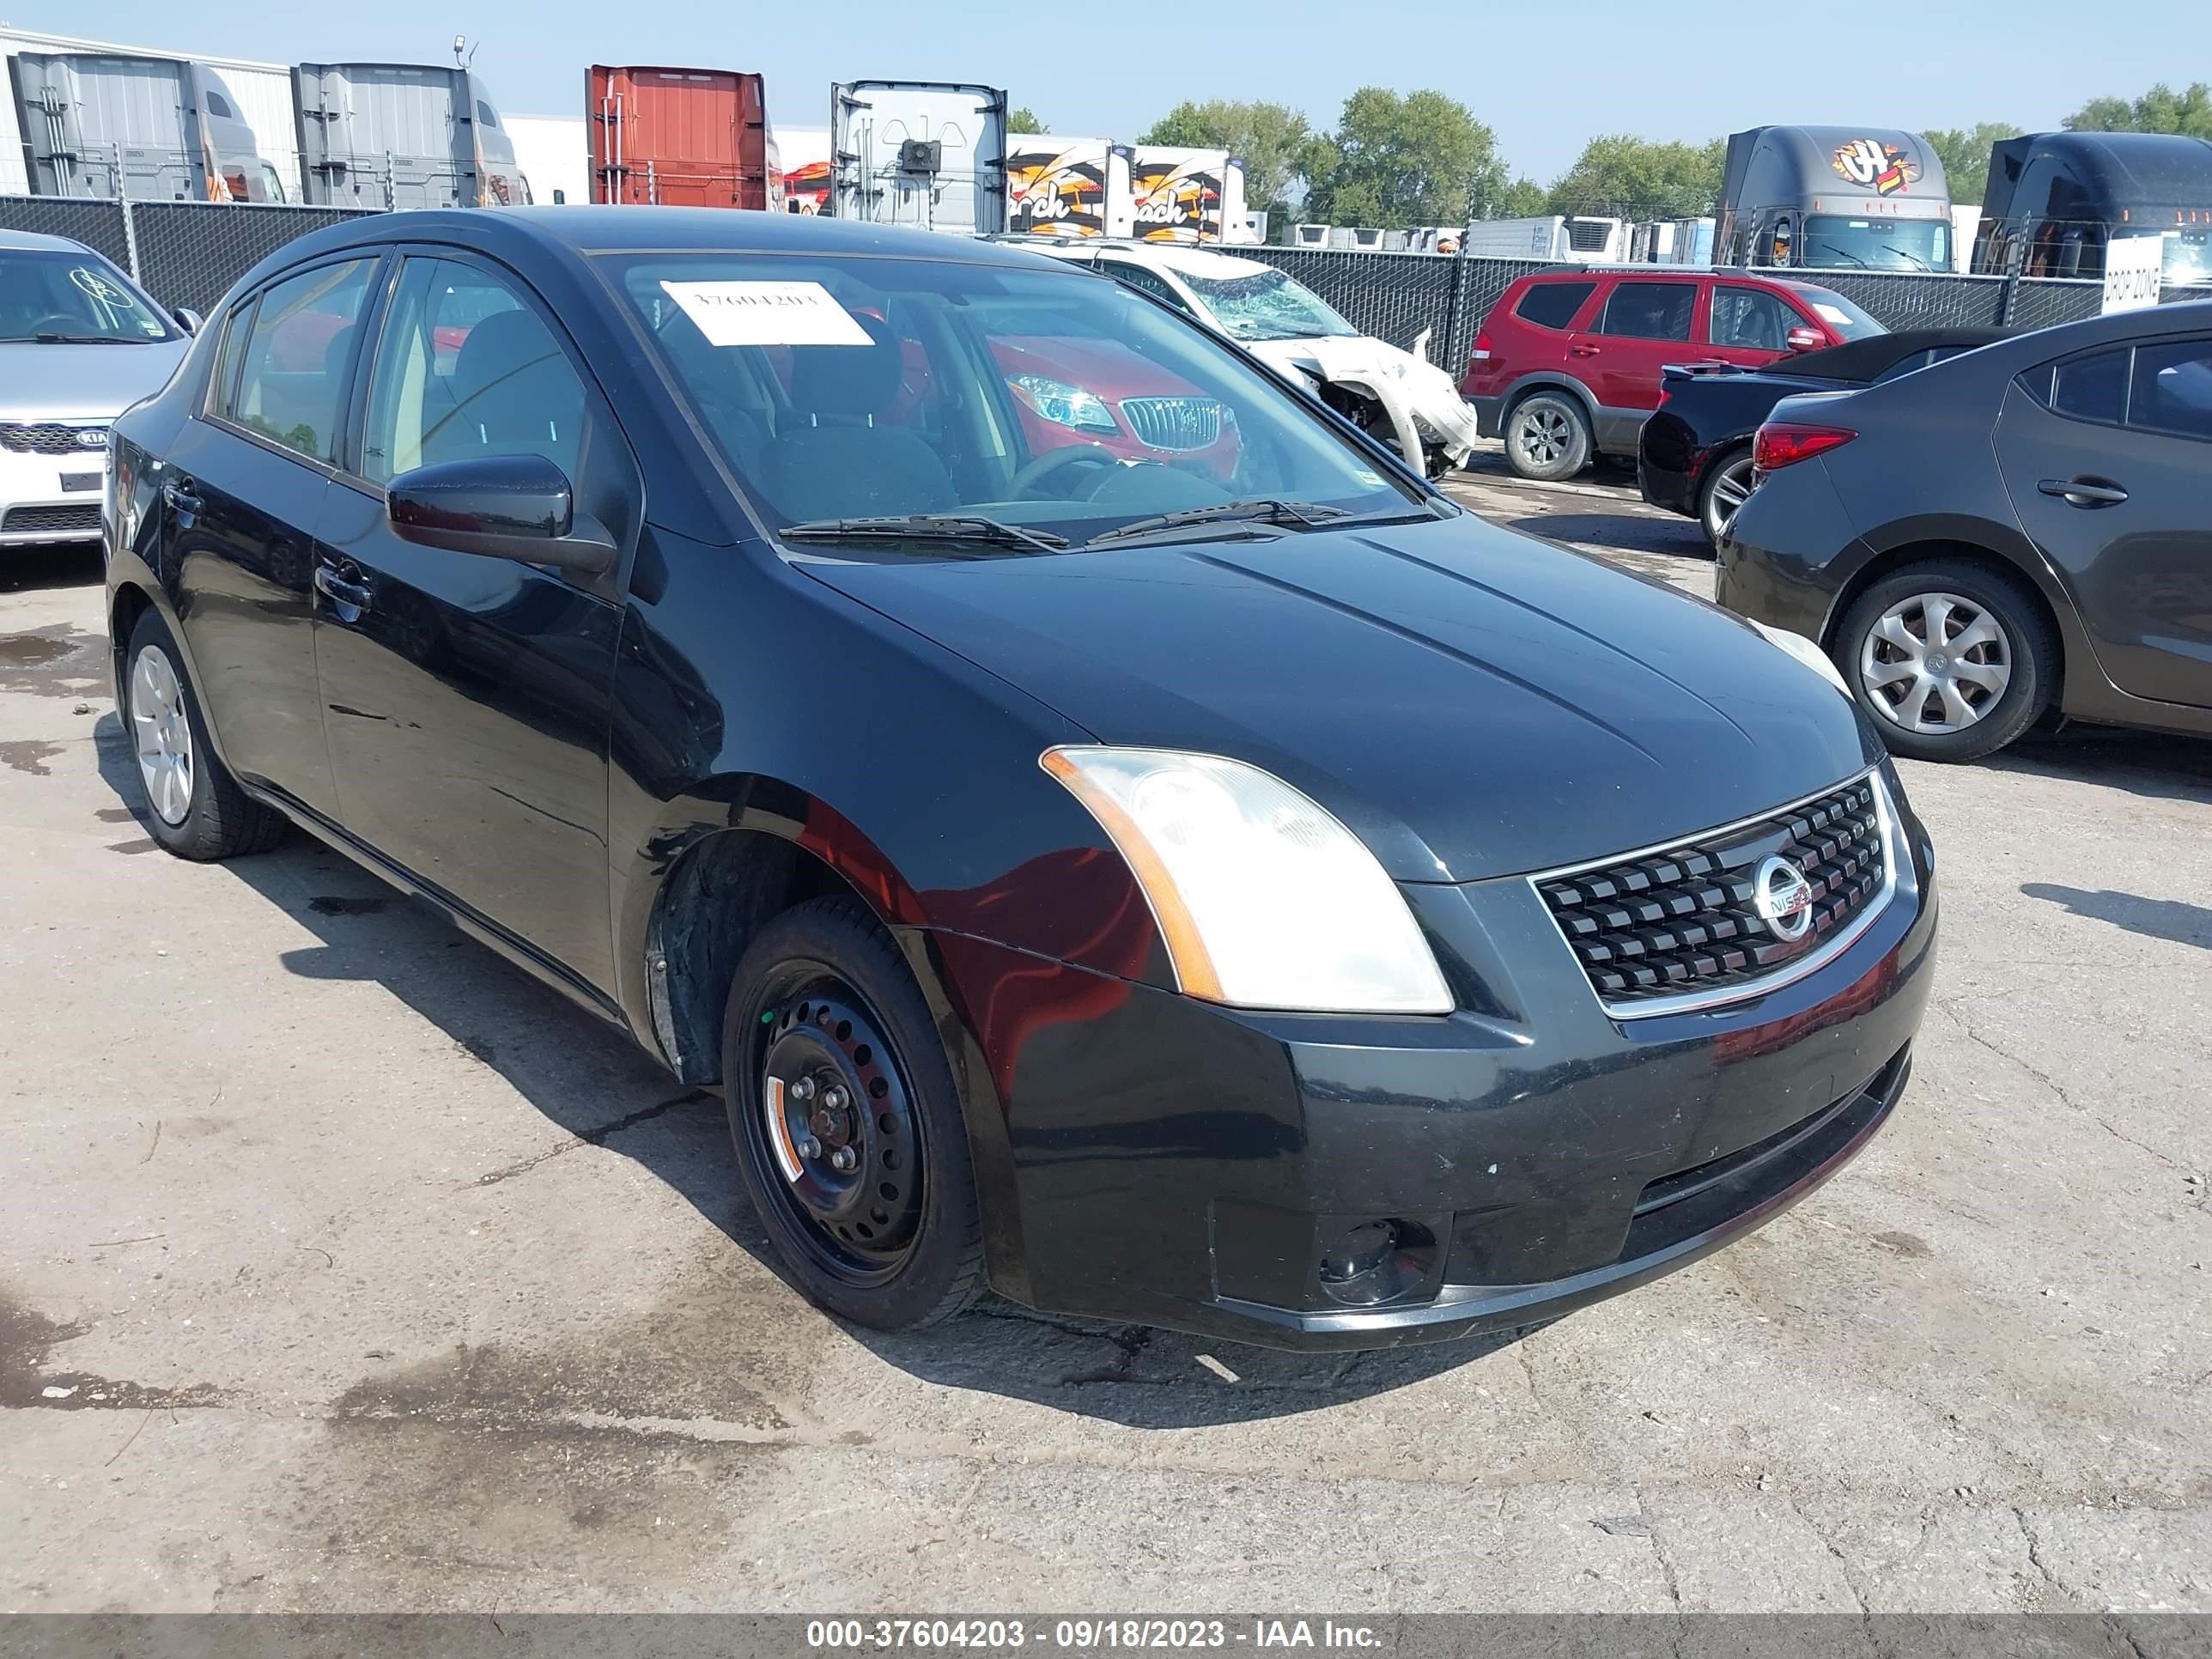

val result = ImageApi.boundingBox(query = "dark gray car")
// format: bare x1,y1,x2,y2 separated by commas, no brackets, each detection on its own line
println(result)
1717,301,2212,762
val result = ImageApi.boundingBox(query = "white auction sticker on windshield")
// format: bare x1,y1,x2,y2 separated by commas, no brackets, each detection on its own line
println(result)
1811,303,1852,327
659,280,872,347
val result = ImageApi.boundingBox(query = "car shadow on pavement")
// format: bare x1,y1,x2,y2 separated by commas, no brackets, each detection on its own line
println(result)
2020,883,2211,951
88,716,1507,1425
1989,725,2212,805
0,544,103,597
1504,511,1712,560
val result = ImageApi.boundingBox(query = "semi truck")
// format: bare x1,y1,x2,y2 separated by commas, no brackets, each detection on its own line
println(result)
588,65,779,210
1717,125,1954,273
5,46,288,200
293,61,530,209
830,81,1007,234
1972,131,2212,286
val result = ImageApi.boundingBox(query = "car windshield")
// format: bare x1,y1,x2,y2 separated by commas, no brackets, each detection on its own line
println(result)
1178,265,1362,342
613,253,1421,548
2160,228,2212,284
0,249,173,343
1802,216,1950,275
1783,283,1886,341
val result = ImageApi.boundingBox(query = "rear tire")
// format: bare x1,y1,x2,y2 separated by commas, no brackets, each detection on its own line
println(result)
1832,559,2057,763
1503,392,1591,482
721,896,986,1332
122,610,286,861
1698,447,1757,548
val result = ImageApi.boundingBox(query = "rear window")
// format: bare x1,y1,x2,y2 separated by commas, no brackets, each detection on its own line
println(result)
1513,280,1595,331
1595,281,1695,343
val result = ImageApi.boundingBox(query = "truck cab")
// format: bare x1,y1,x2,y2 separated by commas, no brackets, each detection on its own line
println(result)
1717,125,1954,275
1972,131,2212,284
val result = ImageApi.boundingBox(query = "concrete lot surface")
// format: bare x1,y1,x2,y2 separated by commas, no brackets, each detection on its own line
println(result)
3,464,2209,1613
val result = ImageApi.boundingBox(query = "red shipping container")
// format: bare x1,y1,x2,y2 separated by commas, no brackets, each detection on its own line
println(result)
588,65,782,210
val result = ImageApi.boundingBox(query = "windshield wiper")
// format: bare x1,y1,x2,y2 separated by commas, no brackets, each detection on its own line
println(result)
1814,242,1869,269
1878,243,1934,271
1085,497,1352,547
32,332,140,344
778,514,1068,555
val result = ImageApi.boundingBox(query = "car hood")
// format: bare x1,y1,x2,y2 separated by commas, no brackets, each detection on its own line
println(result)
804,517,1878,883
0,338,190,421
1247,333,1482,449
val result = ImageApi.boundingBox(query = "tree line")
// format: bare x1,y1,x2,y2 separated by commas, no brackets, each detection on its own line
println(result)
1006,83,2212,233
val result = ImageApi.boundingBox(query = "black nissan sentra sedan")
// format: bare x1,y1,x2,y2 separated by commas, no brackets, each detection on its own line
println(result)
105,210,1936,1349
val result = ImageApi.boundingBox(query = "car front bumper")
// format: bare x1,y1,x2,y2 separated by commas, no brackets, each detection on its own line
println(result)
929,771,1938,1350
0,444,107,547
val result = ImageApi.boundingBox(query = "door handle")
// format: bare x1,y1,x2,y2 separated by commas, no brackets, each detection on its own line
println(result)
1569,344,1601,357
313,562,373,611
2037,477,2129,507
161,478,204,523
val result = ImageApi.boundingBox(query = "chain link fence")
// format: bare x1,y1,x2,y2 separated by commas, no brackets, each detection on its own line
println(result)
1241,246,1559,373
1,193,386,313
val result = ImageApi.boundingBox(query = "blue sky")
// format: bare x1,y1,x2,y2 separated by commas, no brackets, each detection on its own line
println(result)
78,0,2212,182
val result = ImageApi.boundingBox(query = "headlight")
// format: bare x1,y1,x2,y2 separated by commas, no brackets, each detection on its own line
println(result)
1041,746,1453,1015
1008,374,1118,433
1748,619,1850,696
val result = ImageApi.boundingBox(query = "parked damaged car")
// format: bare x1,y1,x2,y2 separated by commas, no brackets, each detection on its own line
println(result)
1031,239,1482,476
106,210,1935,1349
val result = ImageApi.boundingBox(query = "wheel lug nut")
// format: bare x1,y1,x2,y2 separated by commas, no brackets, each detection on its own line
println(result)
823,1085,848,1112
797,1135,823,1161
830,1146,857,1173
790,1077,816,1103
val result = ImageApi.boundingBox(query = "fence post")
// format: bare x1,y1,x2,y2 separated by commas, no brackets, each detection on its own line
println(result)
113,143,141,282
1997,225,2024,328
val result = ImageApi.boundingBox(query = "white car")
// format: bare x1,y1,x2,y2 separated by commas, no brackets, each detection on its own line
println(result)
1,230,192,550
1025,240,1480,476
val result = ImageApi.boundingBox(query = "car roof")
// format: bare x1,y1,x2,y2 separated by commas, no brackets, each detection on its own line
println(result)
1031,239,1273,278
325,206,1067,264
0,228,92,254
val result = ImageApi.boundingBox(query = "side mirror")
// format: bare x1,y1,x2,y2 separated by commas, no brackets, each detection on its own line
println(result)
1785,325,1825,352
386,453,616,574
172,307,202,334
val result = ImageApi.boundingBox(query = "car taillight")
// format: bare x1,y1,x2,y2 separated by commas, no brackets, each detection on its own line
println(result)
1469,331,1492,362
1754,422,1856,471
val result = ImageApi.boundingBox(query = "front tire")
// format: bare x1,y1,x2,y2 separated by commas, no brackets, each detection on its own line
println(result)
1833,560,2057,763
123,610,286,860
1503,392,1592,482
721,896,986,1331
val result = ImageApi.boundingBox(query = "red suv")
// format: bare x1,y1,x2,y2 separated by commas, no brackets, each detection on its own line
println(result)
1461,270,1883,480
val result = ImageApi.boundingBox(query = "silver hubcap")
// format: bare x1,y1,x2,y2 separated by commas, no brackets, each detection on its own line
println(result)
1515,406,1572,466
1706,457,1755,538
130,644,195,826
1858,591,2013,735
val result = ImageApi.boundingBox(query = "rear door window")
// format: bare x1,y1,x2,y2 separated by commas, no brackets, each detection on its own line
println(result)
228,258,377,463
1513,281,1595,331
2127,337,2212,441
1594,281,1695,342
2023,347,2130,426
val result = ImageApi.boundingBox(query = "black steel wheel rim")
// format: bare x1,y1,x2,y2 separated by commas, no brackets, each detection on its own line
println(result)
742,967,926,1287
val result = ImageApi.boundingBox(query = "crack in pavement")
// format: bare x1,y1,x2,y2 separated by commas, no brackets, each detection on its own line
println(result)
467,1090,713,1188
1937,1000,2190,1177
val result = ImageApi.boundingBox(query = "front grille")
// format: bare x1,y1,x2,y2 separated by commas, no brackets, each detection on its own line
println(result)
1120,396,1224,451
2,503,101,535
0,422,108,456
1535,774,1891,1009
